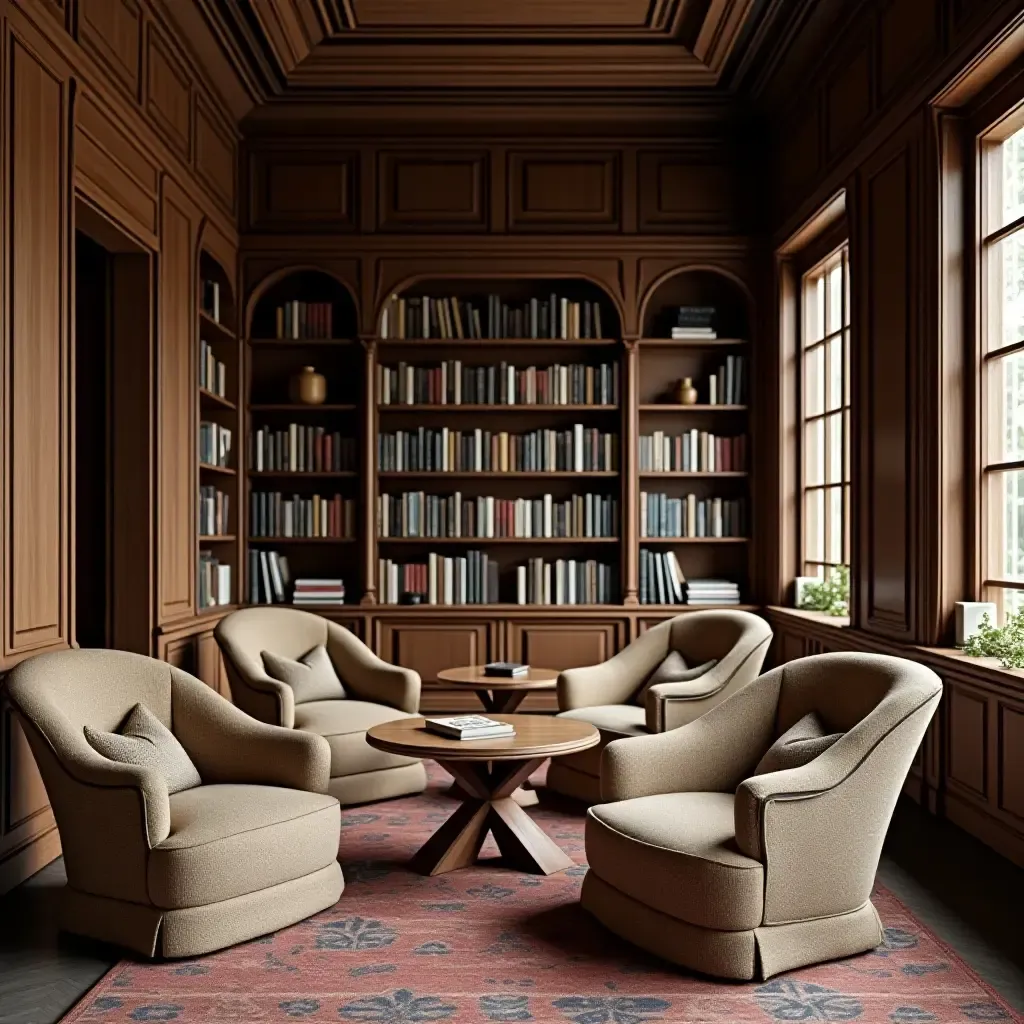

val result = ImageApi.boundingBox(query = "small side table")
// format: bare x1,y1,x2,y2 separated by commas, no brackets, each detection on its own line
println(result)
436,664,558,713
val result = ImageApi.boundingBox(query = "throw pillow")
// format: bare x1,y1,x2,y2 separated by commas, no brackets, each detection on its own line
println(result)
634,651,719,705
84,703,202,795
261,644,346,704
753,711,843,775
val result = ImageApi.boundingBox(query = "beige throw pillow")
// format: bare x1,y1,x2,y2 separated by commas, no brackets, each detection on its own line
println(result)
634,651,719,705
261,644,346,704
84,703,201,795
754,711,842,775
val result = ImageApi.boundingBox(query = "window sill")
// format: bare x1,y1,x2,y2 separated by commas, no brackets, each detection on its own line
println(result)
765,605,851,629
915,646,1024,686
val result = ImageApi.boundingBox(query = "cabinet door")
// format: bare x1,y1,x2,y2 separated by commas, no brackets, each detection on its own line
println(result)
156,178,198,623
374,618,498,713
159,634,196,674
197,630,231,700
506,620,627,711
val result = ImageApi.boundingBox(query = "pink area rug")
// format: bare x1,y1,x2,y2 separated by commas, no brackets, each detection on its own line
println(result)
61,764,1021,1023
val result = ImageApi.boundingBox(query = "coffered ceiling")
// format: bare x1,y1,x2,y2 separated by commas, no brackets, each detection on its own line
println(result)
191,0,795,107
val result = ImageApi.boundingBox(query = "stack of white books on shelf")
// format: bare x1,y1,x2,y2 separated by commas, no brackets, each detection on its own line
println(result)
293,578,345,606
424,715,516,740
684,579,741,606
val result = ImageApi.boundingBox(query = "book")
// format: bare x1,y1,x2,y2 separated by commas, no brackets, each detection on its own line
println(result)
425,715,516,740
484,662,529,677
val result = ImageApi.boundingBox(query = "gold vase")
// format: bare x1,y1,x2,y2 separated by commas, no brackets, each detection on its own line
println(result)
292,366,327,405
675,377,699,405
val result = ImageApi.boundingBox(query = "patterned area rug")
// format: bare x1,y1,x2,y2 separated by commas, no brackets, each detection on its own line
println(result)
61,764,1021,1023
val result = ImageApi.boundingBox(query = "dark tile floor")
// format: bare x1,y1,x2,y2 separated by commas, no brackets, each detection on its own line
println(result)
1,798,1022,1024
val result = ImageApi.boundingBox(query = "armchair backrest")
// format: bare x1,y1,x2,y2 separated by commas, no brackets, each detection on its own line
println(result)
667,609,771,668
216,607,331,726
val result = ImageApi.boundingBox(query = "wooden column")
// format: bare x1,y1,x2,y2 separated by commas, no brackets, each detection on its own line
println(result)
623,338,639,605
361,336,378,604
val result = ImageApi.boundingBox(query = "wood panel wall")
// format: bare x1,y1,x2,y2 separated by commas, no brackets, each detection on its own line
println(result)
0,0,242,892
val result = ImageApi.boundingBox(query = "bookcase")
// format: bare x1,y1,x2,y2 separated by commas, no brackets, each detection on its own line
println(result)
197,251,241,612
242,270,754,616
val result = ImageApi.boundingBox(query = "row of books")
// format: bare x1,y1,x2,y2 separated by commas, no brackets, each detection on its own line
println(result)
199,340,227,398
379,293,607,340
640,493,746,539
377,492,618,540
378,361,619,406
639,549,686,604
199,422,232,468
199,486,231,536
378,426,618,474
250,492,356,539
201,280,222,324
706,355,746,405
250,426,357,474
274,301,334,340
379,552,500,605
517,558,615,606
249,549,290,604
198,552,231,608
639,432,746,474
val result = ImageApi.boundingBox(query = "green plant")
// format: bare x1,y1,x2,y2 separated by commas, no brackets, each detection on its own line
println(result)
959,609,1024,669
798,565,850,617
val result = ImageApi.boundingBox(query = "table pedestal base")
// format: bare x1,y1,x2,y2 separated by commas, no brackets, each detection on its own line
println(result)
474,687,529,713
415,758,572,876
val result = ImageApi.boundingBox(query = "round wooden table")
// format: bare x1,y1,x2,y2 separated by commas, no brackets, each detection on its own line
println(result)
366,714,598,877
435,665,558,713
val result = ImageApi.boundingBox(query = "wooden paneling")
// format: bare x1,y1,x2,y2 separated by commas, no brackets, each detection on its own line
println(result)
78,0,141,97
5,31,69,658
250,154,356,230
825,43,872,160
194,97,236,214
878,0,940,100
508,152,620,231
947,686,988,798
145,24,191,159
156,181,197,623
998,702,1024,822
197,631,231,699
637,152,734,231
506,620,624,671
378,151,488,232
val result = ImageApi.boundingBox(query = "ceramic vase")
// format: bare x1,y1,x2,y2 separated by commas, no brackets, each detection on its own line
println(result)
675,377,699,405
292,365,327,405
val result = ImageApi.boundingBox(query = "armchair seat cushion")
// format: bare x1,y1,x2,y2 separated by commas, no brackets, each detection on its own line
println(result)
294,700,420,777
149,785,340,910
557,705,646,775
586,792,763,931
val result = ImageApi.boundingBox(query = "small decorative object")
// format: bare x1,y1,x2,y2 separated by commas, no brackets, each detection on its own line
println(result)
674,377,699,405
959,607,1024,669
796,565,849,617
291,366,326,406
955,601,997,646
399,591,422,605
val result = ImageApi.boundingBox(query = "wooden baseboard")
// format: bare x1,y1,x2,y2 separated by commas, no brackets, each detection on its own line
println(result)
0,825,62,895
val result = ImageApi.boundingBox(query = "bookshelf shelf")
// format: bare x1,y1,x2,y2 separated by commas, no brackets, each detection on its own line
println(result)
639,404,747,413
250,403,358,412
376,337,620,348
200,534,236,542
249,471,358,479
377,536,619,544
199,388,236,411
639,471,747,479
199,463,236,476
378,404,619,413
378,471,617,480
641,537,749,544
199,310,235,342
248,536,356,544
637,337,747,348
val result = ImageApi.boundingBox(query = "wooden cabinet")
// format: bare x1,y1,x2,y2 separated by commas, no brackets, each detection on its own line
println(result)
197,630,231,700
374,617,498,712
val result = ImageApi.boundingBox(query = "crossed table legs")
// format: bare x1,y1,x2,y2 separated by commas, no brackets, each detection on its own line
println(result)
411,757,573,876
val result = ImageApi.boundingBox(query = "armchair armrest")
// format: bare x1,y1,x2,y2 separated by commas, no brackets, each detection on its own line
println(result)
171,671,331,792
601,666,783,801
644,631,772,732
558,626,667,711
216,626,296,728
327,624,420,712
734,692,940,926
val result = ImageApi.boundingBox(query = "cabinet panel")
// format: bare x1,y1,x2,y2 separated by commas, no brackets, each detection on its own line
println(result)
378,151,488,232
636,152,734,231
374,618,497,712
145,24,190,158
507,620,624,671
947,686,988,800
197,631,230,699
156,181,197,623
508,151,620,231
6,33,70,656
194,97,236,214
250,154,356,230
78,0,140,96
998,702,1024,823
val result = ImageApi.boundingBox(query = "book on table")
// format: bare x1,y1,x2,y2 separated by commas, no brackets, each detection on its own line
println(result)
483,662,529,677
425,715,516,740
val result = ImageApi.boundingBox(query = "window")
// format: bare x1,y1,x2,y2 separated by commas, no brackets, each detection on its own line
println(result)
981,117,1024,618
801,243,851,578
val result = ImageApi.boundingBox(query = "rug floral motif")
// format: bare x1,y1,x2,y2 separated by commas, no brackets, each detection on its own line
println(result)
60,765,1022,1023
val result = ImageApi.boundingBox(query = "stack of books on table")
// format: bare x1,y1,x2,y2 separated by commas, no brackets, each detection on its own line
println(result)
425,715,516,741
484,662,529,678
671,306,717,340
685,579,741,606
293,578,346,606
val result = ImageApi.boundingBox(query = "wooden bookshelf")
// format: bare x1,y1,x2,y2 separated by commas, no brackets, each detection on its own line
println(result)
197,251,241,612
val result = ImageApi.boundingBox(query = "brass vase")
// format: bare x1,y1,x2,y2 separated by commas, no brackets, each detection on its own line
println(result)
292,366,327,405
674,377,699,405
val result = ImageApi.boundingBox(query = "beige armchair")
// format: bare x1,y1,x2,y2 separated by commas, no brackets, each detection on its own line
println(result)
548,610,772,801
216,607,427,805
4,648,343,959
582,651,942,980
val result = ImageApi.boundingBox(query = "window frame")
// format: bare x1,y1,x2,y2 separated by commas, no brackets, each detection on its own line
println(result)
796,227,852,580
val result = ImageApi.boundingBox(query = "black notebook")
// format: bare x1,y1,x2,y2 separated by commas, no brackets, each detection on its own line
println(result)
484,662,529,677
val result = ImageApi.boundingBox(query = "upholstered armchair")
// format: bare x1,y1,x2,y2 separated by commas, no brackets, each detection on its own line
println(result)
5,648,343,959
582,651,942,980
547,610,772,802
215,607,427,805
